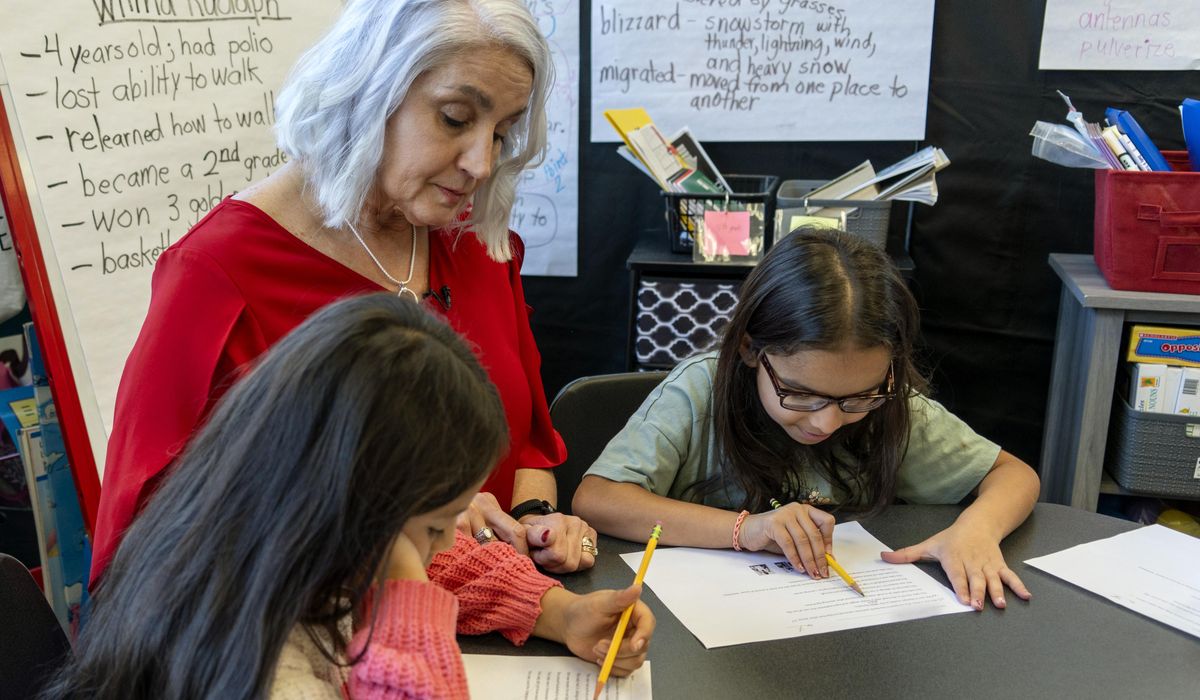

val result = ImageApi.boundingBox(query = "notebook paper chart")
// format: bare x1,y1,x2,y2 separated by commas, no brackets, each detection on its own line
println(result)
461,655,651,700
621,521,969,648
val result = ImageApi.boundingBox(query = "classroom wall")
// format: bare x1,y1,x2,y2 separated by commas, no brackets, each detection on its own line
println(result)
523,1,1193,469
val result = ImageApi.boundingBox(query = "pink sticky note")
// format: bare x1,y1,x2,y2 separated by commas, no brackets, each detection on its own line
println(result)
702,210,752,256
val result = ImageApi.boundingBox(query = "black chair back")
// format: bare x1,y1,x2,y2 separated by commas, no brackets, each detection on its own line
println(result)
0,553,72,699
550,371,668,514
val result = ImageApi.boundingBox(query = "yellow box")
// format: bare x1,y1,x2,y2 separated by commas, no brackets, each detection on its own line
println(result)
1126,325,1200,368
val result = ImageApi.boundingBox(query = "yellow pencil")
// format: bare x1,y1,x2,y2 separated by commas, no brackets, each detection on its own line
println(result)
593,522,661,700
824,552,865,597
770,498,865,597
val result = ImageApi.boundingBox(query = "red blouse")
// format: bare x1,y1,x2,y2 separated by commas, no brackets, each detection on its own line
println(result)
91,199,565,581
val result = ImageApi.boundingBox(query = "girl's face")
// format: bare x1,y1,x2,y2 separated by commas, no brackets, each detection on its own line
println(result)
368,46,533,228
746,344,893,445
402,478,486,566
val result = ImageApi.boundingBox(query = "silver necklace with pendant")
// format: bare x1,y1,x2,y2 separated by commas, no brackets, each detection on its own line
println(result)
347,220,419,302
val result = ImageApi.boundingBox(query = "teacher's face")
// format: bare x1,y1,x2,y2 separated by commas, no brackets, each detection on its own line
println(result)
371,46,534,228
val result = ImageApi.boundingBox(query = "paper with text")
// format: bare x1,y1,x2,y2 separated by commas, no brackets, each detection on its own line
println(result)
512,0,579,277
462,655,651,700
591,0,935,142
621,521,968,648
1039,1,1200,71
1026,524,1200,638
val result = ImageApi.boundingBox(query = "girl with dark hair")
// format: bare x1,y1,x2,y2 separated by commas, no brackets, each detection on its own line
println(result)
45,294,653,699
574,228,1040,612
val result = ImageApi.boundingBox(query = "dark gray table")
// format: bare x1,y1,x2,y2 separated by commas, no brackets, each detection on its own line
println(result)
459,504,1198,699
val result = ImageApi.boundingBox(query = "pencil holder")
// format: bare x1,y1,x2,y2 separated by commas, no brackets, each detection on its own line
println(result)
662,174,779,254
775,179,893,249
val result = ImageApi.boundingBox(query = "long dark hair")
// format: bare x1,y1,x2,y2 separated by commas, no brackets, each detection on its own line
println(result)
705,227,924,514
44,293,508,699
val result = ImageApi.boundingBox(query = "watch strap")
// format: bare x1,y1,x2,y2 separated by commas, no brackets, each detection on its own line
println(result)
509,498,555,521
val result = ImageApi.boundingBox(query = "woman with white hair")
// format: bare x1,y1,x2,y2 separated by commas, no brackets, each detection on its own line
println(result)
93,0,596,587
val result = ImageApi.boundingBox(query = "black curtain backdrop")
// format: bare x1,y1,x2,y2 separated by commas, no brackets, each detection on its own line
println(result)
522,1,1193,470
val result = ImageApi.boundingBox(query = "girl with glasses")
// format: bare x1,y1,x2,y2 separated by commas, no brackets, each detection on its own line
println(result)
573,227,1040,611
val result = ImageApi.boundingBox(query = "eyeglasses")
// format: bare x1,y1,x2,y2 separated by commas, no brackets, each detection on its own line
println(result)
759,353,895,413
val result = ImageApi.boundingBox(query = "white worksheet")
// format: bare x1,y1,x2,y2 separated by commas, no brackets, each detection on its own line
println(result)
1026,524,1200,639
462,655,651,700
622,521,969,648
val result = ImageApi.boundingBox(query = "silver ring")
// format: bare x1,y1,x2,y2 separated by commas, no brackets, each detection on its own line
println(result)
581,535,599,557
474,526,495,544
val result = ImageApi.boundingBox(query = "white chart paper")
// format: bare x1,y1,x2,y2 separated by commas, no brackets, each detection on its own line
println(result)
1039,0,1200,70
513,0,579,277
590,0,935,142
1026,524,1200,639
622,521,969,648
462,655,651,700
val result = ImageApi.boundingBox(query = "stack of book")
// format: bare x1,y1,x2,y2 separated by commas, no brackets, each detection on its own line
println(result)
604,108,730,195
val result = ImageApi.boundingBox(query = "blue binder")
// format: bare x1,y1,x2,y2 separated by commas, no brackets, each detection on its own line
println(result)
1105,108,1172,172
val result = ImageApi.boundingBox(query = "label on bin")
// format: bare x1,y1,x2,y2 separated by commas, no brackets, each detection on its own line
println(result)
702,210,751,256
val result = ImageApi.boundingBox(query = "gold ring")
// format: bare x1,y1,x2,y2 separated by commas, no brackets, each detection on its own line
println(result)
581,536,599,557
474,526,495,544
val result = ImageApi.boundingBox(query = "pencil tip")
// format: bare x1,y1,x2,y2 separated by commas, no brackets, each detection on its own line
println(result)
854,585,866,597
592,683,603,700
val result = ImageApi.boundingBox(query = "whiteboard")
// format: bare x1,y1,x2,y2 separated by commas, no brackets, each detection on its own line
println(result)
590,0,935,142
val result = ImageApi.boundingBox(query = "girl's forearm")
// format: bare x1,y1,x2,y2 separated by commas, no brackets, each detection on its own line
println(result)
573,476,741,548
955,450,1040,541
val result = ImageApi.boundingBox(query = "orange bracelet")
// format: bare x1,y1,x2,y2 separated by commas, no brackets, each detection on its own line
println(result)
732,510,750,551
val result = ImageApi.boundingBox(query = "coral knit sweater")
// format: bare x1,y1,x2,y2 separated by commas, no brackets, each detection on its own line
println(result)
269,531,561,699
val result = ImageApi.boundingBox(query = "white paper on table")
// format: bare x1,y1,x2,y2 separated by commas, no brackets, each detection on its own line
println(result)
1025,524,1200,639
622,521,969,648
461,655,651,700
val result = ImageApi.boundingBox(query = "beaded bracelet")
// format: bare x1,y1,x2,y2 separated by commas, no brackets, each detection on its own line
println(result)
732,510,750,551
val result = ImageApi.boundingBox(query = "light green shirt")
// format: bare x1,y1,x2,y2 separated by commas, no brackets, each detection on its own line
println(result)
585,352,1000,508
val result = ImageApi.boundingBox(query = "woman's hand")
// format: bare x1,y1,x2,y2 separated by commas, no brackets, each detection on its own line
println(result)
880,523,1031,610
456,493,598,572
535,586,655,677
382,533,429,582
738,504,835,579
456,492,533,554
519,512,599,574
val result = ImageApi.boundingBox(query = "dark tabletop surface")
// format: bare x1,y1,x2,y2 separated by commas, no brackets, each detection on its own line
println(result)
458,504,1199,699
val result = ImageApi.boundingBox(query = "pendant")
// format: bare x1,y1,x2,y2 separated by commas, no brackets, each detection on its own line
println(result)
397,285,420,302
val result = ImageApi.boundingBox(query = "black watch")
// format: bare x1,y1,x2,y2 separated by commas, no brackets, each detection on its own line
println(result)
510,498,555,521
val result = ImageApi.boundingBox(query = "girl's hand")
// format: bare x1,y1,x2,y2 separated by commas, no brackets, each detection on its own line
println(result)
880,523,1031,610
739,504,835,578
547,586,655,677
382,533,429,582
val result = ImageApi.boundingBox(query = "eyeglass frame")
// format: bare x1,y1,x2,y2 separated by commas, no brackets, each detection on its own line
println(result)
758,352,895,413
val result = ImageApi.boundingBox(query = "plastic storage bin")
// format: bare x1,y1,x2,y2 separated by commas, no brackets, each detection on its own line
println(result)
1105,393,1200,498
775,179,892,249
662,174,779,254
1094,151,1200,295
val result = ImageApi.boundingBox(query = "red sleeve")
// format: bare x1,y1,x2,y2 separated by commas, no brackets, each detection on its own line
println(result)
507,234,566,471
91,246,264,583
427,530,561,645
348,580,468,700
